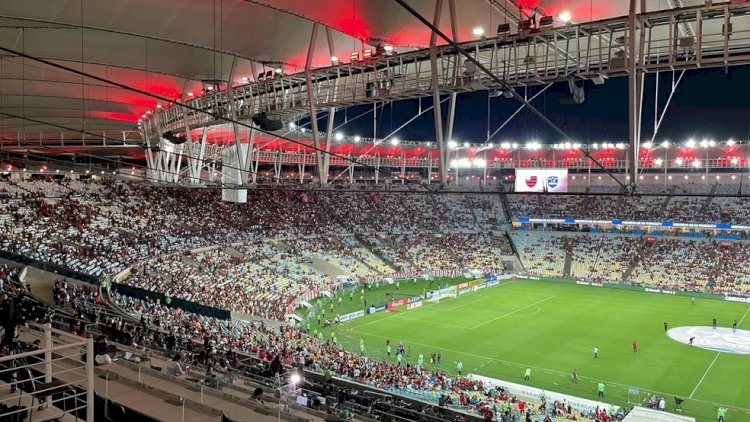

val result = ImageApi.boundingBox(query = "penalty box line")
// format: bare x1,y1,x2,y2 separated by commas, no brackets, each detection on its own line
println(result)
688,304,750,399
348,327,750,414
469,296,555,329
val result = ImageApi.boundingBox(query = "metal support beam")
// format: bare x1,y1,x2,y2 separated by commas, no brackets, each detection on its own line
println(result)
243,125,256,183
429,0,448,185
394,0,624,188
305,23,326,184
627,0,641,191
322,107,336,185
487,84,553,142
226,57,247,185
651,70,686,143
444,0,460,175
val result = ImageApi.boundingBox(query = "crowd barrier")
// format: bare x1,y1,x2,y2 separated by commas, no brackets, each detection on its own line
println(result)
0,249,101,284
111,282,231,321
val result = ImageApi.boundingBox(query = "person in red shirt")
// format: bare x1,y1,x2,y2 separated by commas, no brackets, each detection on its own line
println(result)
632,339,638,352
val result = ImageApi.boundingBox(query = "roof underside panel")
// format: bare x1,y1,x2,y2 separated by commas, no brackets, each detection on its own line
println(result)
0,0,708,152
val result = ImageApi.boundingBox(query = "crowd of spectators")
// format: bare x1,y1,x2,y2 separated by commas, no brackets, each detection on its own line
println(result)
570,236,640,283
506,184,750,224
364,232,511,275
627,239,721,291
107,291,605,422
512,233,567,277
8,177,750,421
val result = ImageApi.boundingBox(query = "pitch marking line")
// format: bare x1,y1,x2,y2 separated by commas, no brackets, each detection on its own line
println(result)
687,303,750,399
689,351,721,399
436,296,489,311
349,312,398,329
470,296,555,329
392,314,469,330
348,327,750,413
689,304,750,398
738,304,750,325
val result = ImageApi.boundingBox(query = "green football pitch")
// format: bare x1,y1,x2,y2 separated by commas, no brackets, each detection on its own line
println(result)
314,279,750,422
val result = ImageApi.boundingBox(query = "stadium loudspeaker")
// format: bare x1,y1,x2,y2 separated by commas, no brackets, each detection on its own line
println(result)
251,113,283,131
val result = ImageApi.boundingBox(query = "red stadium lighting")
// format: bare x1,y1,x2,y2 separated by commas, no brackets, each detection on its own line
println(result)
187,92,194,97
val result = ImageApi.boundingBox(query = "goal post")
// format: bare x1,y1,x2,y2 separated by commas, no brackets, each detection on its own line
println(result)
427,286,458,303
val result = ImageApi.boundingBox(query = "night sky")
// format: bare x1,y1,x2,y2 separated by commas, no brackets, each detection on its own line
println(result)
310,65,750,145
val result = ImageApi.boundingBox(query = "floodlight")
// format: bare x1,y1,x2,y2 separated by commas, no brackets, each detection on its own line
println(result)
559,11,572,23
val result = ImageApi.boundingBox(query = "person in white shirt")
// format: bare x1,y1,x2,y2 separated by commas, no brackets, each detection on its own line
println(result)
593,346,599,358
163,353,187,377
659,397,666,411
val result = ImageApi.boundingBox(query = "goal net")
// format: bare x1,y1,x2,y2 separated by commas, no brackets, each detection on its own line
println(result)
427,286,458,303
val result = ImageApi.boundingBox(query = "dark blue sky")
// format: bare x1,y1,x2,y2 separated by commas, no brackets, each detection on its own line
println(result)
309,66,750,144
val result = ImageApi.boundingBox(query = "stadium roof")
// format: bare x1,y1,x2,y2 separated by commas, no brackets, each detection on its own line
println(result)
0,0,704,144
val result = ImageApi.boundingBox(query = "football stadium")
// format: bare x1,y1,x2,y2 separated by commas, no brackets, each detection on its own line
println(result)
2,1,750,422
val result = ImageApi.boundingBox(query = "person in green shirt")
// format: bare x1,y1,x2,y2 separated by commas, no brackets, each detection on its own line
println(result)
456,361,463,375
717,406,727,421
339,407,351,420
598,382,605,398
396,353,402,366
524,368,531,381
